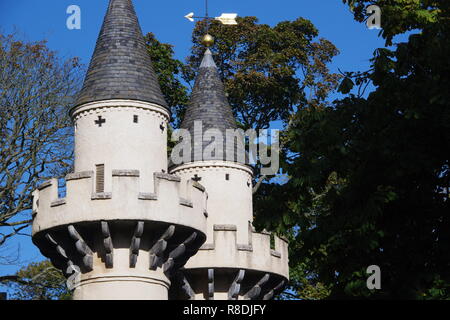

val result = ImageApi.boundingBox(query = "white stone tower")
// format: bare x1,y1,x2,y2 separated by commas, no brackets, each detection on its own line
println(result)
31,0,208,300
169,49,289,300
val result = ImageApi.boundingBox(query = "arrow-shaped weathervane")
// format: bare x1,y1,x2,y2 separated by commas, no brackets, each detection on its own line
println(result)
184,1,239,47
184,12,195,22
185,12,238,25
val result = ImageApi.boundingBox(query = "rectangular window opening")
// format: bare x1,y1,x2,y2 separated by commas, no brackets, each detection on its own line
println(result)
133,115,139,123
96,164,105,193
270,233,275,250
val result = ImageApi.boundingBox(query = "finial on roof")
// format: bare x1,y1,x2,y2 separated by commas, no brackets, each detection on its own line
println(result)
201,34,215,47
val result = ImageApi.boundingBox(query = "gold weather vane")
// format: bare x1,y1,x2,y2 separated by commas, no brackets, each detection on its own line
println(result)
184,0,238,47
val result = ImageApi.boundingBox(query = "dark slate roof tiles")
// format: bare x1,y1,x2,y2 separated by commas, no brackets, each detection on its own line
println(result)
74,0,168,110
175,49,247,165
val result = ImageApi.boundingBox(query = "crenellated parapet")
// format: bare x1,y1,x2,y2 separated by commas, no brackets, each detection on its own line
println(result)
32,170,208,235
171,223,289,300
187,224,288,277
170,161,289,300
31,170,209,300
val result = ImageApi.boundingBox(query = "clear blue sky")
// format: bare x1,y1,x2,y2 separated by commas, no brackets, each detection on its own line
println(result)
0,0,402,281
0,0,390,77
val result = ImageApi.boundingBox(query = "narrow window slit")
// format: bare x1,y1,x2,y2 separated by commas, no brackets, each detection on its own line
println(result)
270,233,275,250
96,164,105,193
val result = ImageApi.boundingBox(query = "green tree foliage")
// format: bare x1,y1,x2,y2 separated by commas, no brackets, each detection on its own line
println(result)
185,17,341,131
344,0,443,45
256,1,450,299
0,260,70,300
144,33,190,128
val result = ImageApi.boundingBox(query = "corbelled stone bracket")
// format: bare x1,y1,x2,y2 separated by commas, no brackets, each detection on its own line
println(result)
228,269,245,300
181,275,196,300
149,225,175,270
263,280,286,300
163,232,198,275
208,269,214,300
101,221,114,268
244,273,270,300
44,233,74,276
68,225,93,271
130,221,144,268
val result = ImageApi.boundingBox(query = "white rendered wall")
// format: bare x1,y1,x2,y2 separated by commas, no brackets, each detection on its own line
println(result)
73,248,170,300
72,100,170,191
171,161,253,244
32,170,210,301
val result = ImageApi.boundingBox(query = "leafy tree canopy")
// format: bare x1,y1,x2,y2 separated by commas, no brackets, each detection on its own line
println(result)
0,260,70,300
255,0,450,299
144,33,190,128
185,17,341,131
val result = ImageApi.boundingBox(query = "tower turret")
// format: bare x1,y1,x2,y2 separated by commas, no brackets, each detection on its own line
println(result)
170,49,289,300
31,0,208,300
72,0,169,191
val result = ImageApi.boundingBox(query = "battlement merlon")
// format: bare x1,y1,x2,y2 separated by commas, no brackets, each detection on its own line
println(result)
32,170,208,237
184,224,289,280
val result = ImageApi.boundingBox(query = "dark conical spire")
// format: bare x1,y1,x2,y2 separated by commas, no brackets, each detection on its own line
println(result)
181,49,237,133
178,49,245,164
75,0,167,109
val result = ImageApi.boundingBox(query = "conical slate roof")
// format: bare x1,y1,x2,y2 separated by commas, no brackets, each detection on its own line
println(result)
75,0,167,109
176,49,246,165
